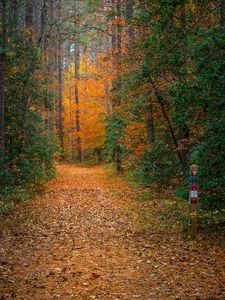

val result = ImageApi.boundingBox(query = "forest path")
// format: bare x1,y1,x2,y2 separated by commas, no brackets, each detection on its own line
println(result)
0,164,225,300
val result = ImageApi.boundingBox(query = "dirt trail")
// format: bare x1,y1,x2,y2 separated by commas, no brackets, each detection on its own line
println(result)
0,164,225,300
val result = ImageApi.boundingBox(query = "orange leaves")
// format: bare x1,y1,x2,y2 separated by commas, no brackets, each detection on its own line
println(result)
112,18,126,26
62,52,112,157
90,272,101,280
123,121,147,158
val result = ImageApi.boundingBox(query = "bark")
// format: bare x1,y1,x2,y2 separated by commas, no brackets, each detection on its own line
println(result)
116,0,122,60
74,0,82,162
112,0,123,172
57,43,64,152
48,0,57,137
25,0,34,44
111,0,117,64
25,0,34,28
125,0,135,48
38,0,48,45
112,0,123,173
105,82,112,115
69,71,74,161
16,0,34,146
11,0,19,33
0,0,6,158
219,0,225,26
115,144,123,173
112,0,122,108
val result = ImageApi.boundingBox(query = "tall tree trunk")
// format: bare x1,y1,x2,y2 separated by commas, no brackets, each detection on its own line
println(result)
57,42,64,153
25,0,33,28
219,0,225,26
0,0,6,158
105,82,111,115
111,0,123,172
11,0,19,33
111,0,117,65
69,70,73,161
48,0,57,138
38,0,48,45
74,0,82,162
116,0,122,62
25,0,35,44
115,0,123,172
126,0,135,48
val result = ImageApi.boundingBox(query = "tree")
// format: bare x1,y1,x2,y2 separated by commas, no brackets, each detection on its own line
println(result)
74,0,82,162
57,40,64,152
0,0,58,210
0,0,6,158
104,0,225,214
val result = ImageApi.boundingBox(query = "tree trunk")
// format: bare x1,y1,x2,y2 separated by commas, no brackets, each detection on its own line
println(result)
0,0,6,158
25,0,34,29
74,0,82,162
69,70,74,161
111,0,123,172
126,0,135,48
105,82,111,115
57,42,64,153
11,0,19,33
111,0,117,65
38,0,48,45
115,144,123,173
116,0,122,61
219,0,225,26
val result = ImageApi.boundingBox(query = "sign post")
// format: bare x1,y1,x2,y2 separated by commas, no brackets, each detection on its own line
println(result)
188,165,198,240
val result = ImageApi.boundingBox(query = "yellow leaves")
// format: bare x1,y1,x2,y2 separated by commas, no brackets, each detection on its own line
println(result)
62,52,111,156
6,51,16,58
10,66,19,75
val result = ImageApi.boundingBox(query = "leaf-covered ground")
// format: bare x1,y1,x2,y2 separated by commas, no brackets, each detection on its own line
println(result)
0,164,224,299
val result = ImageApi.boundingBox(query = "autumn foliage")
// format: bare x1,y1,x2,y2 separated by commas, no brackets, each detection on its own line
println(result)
62,52,113,161
0,0,225,219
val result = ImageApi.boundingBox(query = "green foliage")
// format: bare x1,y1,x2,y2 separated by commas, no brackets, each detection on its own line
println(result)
105,0,225,218
134,142,179,187
0,28,57,213
82,146,105,165
104,112,126,166
172,27,225,210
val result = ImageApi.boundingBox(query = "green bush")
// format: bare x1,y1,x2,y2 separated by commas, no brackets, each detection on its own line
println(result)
0,30,58,213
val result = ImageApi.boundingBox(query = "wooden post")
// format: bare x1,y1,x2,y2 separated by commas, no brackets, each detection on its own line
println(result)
188,165,199,240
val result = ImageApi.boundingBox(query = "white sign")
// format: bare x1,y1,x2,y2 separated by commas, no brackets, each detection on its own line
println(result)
190,191,198,198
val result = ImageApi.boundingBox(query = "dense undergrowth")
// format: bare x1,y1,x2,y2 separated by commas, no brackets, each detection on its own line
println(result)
105,1,225,221
0,27,58,214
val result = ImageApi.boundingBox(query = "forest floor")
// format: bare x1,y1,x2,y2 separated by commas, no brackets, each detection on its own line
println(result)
0,164,225,300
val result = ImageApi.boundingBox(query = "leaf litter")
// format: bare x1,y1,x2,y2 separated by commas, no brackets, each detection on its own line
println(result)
0,164,224,299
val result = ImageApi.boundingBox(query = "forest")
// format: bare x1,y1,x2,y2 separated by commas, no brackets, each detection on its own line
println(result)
1,0,224,217
0,0,225,299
